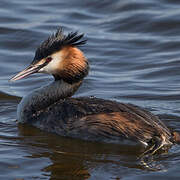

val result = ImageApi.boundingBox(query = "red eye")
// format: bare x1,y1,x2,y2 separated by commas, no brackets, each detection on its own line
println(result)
46,57,52,63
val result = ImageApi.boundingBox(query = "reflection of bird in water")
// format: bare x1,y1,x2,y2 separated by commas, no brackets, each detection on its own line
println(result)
10,28,180,156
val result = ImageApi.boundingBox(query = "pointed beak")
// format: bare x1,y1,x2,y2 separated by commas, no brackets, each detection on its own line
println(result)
10,63,44,82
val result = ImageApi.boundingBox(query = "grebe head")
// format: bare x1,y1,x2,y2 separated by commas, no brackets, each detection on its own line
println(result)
10,28,89,84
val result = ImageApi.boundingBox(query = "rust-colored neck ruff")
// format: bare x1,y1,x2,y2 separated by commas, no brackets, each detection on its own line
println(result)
53,46,89,84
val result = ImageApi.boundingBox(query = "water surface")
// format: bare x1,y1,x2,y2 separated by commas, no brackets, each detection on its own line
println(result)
1,0,180,179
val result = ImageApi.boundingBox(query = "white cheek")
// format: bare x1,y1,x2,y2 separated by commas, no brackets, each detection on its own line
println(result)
39,53,63,74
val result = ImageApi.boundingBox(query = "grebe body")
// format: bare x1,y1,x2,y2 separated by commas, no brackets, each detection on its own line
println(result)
10,28,180,154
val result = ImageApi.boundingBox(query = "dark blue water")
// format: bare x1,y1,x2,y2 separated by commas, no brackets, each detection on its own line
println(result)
1,0,180,179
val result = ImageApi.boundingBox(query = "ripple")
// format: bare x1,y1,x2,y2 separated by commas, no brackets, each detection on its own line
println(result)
0,0,180,179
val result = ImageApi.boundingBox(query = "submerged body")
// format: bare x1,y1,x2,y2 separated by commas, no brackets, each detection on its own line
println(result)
18,80,173,147
11,28,180,154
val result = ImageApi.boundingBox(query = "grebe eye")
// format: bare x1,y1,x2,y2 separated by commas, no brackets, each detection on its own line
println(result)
46,57,52,63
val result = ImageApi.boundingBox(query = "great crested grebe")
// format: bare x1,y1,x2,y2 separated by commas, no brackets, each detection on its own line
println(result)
10,28,180,155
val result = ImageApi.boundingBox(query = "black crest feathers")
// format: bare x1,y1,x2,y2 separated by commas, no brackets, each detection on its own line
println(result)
32,27,86,63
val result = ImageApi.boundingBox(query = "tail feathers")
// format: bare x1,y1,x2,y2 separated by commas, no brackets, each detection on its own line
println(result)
172,131,180,144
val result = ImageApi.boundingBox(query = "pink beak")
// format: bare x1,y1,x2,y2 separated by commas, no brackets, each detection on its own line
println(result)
10,64,44,82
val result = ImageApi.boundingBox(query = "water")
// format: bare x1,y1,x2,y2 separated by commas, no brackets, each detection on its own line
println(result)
0,0,180,179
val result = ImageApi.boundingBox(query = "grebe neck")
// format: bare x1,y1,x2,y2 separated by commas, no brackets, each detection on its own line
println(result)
17,79,82,122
